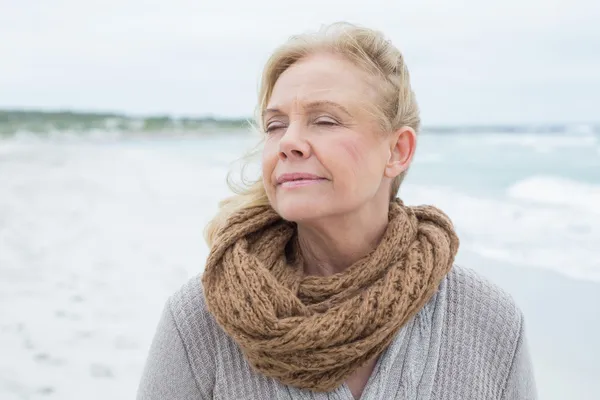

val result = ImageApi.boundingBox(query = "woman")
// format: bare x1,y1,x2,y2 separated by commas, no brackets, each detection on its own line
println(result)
137,22,537,400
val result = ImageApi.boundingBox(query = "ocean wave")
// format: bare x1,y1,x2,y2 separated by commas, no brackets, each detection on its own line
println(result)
467,243,600,282
403,183,600,283
507,176,600,214
480,133,598,152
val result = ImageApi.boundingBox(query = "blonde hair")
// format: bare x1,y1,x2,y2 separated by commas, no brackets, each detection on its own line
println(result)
204,22,421,246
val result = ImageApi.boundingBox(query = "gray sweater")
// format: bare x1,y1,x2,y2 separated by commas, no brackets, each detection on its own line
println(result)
137,265,537,399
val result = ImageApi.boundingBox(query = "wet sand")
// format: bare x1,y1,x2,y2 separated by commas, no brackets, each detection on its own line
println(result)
462,250,600,400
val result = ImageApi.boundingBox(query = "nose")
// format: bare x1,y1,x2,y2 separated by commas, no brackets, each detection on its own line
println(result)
278,122,310,161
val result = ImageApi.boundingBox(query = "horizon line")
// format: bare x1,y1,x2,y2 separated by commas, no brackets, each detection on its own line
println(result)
0,107,598,128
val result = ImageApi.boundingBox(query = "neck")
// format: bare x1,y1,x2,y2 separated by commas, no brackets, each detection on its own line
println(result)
297,201,390,277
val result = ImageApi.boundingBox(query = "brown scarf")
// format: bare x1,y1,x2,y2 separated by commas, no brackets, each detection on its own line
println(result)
201,199,459,392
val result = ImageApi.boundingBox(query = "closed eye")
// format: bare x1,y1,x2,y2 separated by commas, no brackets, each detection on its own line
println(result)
314,117,339,126
265,122,287,134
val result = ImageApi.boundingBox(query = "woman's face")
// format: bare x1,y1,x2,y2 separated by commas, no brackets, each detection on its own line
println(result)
261,52,408,223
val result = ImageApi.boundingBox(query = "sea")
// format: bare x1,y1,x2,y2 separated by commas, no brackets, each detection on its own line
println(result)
1,121,599,399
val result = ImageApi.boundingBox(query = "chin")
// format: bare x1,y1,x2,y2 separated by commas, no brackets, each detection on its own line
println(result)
273,196,329,222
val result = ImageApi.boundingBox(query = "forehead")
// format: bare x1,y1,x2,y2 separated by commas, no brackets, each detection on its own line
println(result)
267,53,378,109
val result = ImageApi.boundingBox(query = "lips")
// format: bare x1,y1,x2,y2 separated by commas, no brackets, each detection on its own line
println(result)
276,173,326,186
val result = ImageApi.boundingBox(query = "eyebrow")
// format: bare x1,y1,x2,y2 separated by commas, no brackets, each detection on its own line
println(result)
262,100,353,118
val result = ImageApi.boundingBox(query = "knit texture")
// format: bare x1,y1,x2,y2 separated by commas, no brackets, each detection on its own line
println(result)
201,199,459,392
137,265,537,399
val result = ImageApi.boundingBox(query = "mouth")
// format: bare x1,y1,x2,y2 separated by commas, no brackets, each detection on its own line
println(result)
276,173,326,188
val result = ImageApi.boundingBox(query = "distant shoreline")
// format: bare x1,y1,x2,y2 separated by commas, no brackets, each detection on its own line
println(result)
1,109,598,136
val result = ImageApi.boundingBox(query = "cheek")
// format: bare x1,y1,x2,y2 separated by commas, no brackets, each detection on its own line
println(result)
337,137,381,176
325,136,385,188
321,138,362,190
261,139,278,183
338,139,365,166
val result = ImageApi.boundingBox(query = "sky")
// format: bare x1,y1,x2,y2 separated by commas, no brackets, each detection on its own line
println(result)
0,0,599,125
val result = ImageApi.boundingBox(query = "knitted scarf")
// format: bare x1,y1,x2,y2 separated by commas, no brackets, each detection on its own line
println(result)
201,199,459,392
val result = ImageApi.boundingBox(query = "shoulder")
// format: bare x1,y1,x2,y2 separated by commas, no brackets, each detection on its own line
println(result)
167,273,220,344
166,275,286,398
444,264,524,333
168,273,207,321
166,274,225,381
137,275,221,399
435,265,526,395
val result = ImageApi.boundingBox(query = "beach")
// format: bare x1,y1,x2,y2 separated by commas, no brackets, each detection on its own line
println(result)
0,131,599,399
466,253,600,400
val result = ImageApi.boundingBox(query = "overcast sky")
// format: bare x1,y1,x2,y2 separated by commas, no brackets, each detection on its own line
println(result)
1,0,598,125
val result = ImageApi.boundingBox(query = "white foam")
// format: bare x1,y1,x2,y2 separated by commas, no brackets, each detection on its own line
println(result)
0,141,28,155
481,133,598,152
468,242,600,282
508,176,600,214
402,183,600,283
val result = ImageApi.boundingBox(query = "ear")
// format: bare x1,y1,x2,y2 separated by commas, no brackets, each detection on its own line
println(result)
384,126,417,179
